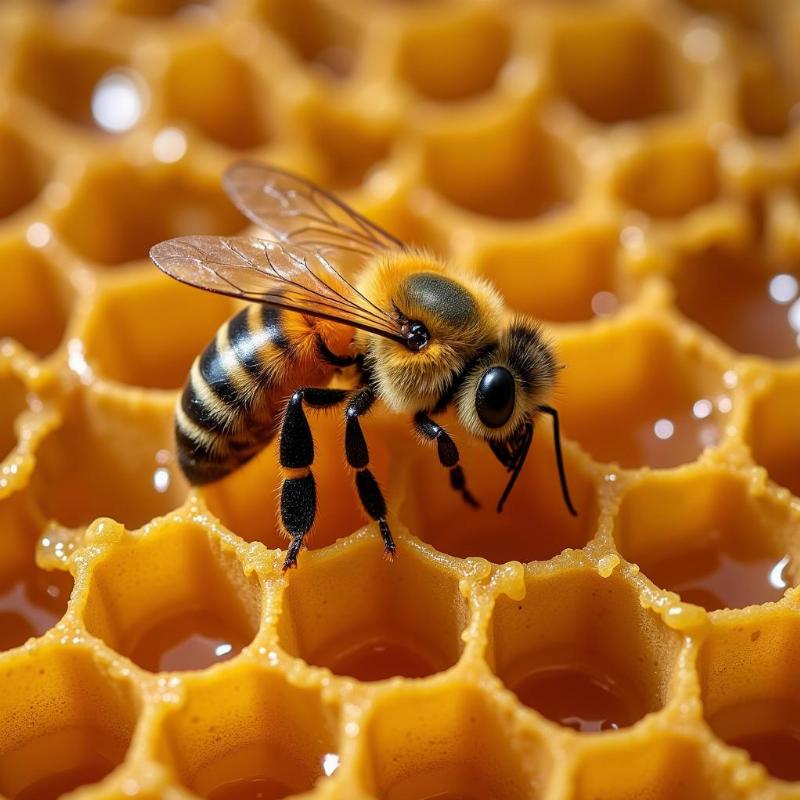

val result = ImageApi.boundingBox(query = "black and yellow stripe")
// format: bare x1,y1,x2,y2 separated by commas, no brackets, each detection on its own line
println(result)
175,304,297,485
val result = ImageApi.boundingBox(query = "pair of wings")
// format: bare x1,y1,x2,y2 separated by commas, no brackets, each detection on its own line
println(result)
149,163,407,343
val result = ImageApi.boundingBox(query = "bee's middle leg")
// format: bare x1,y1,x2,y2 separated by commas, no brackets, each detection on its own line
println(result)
414,411,479,508
280,387,349,570
344,386,396,556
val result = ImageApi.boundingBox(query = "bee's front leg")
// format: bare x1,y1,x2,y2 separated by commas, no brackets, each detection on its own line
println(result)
344,386,396,557
279,387,349,570
414,412,479,508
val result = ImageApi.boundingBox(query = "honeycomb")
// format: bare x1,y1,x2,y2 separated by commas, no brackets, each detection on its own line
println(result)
2,0,800,797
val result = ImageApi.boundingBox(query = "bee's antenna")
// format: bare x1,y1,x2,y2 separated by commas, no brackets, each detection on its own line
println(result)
496,420,533,513
539,405,577,517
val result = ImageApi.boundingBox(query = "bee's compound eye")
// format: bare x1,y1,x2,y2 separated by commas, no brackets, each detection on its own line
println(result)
476,367,515,428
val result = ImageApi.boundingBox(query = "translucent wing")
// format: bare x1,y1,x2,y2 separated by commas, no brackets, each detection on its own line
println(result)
222,162,405,270
149,235,405,342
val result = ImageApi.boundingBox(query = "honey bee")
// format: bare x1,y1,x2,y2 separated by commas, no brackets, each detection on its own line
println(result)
150,163,576,570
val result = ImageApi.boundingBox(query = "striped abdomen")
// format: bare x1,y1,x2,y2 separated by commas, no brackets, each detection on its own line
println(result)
175,304,332,484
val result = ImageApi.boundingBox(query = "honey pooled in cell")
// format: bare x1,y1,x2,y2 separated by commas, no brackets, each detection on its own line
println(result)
381,764,516,800
0,564,72,651
710,700,800,782
5,727,125,800
313,634,443,682
675,251,800,359
645,549,791,611
128,609,251,672
509,659,643,732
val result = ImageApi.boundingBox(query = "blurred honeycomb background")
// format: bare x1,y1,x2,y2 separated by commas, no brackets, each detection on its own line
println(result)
1,0,800,797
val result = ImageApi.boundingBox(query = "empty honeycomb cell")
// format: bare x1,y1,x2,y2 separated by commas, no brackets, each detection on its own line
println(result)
673,243,800,359
158,662,339,799
277,536,467,682
396,11,510,102
255,0,361,79
421,105,580,220
570,733,717,799
202,411,391,553
399,416,597,564
490,565,682,732
0,239,73,358
550,11,696,124
557,317,729,469
470,221,621,323
362,683,545,799
0,490,73,651
615,468,797,611
745,371,800,497
53,160,244,266
737,48,796,137
31,388,188,530
81,519,261,672
0,644,138,799
163,36,271,150
698,611,800,781
0,126,50,220
82,269,237,390
614,132,720,219
9,26,127,130
302,99,393,190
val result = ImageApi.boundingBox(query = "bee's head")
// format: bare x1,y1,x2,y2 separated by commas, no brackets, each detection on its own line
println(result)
455,317,558,442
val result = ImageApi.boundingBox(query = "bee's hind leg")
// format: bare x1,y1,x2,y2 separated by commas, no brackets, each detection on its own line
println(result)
344,387,396,557
279,387,349,570
414,412,479,508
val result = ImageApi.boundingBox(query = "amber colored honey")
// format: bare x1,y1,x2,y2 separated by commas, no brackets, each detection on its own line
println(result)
206,777,295,800
510,662,643,732
128,609,249,672
0,565,72,651
382,765,512,800
14,761,114,800
317,635,441,682
646,549,790,611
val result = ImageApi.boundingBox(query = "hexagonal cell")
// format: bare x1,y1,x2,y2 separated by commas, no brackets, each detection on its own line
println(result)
0,490,73,651
0,645,138,799
737,47,796,138
470,221,621,323
163,37,271,150
362,684,545,799
745,370,800,497
399,416,597,564
202,411,391,554
0,238,74,357
614,133,719,219
82,520,260,672
301,98,393,190
255,0,361,79
698,611,800,781
557,318,728,469
0,125,49,220
489,566,682,731
570,733,717,799
9,27,127,129
615,469,797,611
550,11,696,124
277,537,467,681
396,11,510,102
158,662,339,799
421,107,580,220
30,388,188,530
673,244,800,360
53,160,244,266
82,270,237,391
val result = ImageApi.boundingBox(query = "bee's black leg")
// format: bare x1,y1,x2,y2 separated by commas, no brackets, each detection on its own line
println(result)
279,387,349,570
345,387,396,557
414,411,479,508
